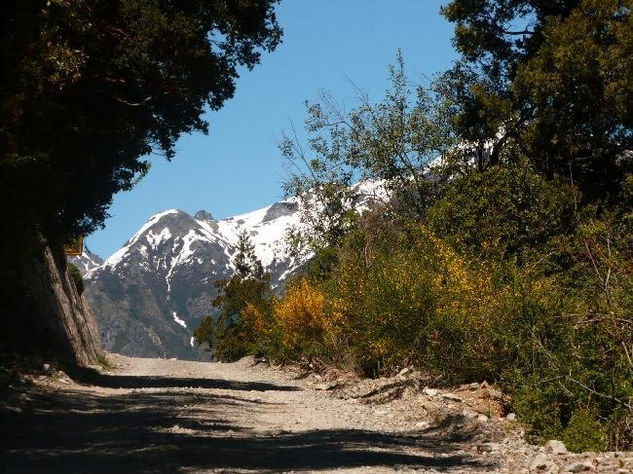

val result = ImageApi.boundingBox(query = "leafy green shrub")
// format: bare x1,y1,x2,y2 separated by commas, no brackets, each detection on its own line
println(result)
483,209,633,451
426,159,577,260
67,262,84,295
194,275,273,362
563,409,608,453
322,218,498,380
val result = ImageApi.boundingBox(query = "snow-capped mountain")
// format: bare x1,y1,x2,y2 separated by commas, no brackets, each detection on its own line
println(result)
83,182,388,360
70,248,103,274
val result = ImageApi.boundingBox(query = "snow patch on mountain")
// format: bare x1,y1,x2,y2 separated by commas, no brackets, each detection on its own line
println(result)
215,197,302,269
351,179,390,211
131,209,180,245
173,312,187,329
147,227,172,248
69,248,104,275
95,209,181,274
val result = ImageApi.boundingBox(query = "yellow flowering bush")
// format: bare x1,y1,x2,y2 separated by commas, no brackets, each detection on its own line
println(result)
273,277,334,349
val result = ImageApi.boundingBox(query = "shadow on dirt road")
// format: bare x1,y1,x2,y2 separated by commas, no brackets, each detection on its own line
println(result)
71,366,301,392
1,371,487,473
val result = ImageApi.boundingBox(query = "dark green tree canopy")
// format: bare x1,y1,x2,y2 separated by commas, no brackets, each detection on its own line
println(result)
0,0,281,243
441,0,581,80
441,0,632,197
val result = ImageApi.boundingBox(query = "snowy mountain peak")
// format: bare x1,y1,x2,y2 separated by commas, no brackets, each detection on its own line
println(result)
194,210,215,222
69,248,104,275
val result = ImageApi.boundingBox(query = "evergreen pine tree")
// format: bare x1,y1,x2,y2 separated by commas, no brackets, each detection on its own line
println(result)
233,230,265,280
441,0,632,197
194,231,271,361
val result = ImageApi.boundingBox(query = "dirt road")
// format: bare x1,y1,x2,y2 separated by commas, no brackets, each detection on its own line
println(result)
1,355,631,473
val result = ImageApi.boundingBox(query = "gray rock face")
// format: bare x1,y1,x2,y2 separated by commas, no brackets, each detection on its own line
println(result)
194,210,214,222
545,440,568,456
22,235,102,366
263,201,299,222
530,453,555,472
562,462,593,473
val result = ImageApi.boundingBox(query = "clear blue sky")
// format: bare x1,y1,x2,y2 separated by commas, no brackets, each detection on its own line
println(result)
86,0,459,258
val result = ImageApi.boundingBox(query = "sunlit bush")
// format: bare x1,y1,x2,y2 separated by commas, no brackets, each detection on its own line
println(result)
273,277,336,351
325,219,498,379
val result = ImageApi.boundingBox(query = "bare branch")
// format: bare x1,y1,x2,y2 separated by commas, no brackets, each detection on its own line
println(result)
583,238,605,284
114,95,154,107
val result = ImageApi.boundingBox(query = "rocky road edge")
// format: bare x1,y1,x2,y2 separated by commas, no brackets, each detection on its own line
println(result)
290,361,633,473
